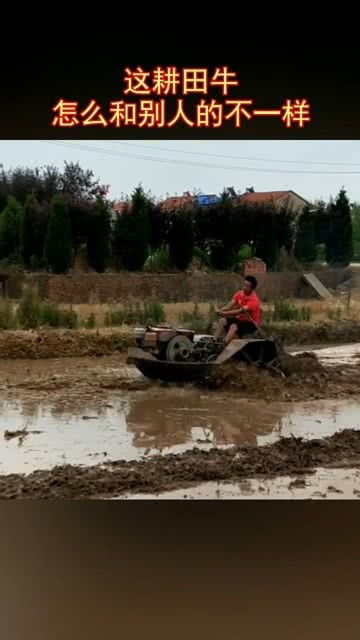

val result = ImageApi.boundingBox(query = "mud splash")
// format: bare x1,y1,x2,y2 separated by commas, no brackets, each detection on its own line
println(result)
202,353,360,401
2,429,360,499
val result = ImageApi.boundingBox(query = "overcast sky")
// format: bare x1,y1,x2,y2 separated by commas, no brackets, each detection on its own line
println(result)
1,140,360,203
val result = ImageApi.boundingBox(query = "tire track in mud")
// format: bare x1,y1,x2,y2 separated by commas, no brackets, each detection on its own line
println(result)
2,429,360,499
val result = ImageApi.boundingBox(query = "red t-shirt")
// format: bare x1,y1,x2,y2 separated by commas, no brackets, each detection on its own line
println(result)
232,290,261,325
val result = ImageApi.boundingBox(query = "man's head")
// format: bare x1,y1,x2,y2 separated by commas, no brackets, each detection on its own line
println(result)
243,275,257,295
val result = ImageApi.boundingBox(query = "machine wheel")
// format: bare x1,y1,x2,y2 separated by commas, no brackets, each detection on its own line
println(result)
165,335,194,362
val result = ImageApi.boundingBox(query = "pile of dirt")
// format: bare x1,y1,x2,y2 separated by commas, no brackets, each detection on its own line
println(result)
0,328,133,359
202,353,360,401
0,319,360,360
277,351,324,376
2,429,360,499
264,319,360,346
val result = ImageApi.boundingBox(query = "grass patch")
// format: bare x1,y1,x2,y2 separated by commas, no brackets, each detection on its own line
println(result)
105,299,166,327
265,299,312,322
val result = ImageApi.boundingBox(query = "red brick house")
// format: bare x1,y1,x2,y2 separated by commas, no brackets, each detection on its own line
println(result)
160,192,195,211
113,201,128,215
238,190,309,213
243,257,267,276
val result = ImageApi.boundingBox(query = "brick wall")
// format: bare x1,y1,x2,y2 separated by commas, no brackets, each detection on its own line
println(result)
10,269,350,304
243,258,267,276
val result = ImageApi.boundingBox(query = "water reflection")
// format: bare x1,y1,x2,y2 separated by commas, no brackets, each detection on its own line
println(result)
0,380,360,475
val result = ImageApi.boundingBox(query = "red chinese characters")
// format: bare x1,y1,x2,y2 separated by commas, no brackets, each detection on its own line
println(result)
52,99,79,127
51,68,311,129
152,67,181,95
123,67,151,95
81,100,107,127
196,100,223,127
210,67,238,96
281,99,311,128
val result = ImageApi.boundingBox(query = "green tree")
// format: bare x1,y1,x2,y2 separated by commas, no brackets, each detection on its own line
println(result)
112,185,150,270
351,203,360,261
148,202,168,252
194,201,245,270
251,206,280,270
168,209,194,270
21,193,49,267
45,194,72,273
294,206,317,264
0,196,23,262
86,197,111,272
326,189,353,267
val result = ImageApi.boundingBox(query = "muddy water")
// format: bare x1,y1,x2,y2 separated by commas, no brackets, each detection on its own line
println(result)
294,342,360,366
0,344,360,478
1,387,360,475
117,468,360,500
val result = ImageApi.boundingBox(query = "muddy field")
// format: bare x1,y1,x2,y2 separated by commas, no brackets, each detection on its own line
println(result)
0,343,360,498
2,430,360,499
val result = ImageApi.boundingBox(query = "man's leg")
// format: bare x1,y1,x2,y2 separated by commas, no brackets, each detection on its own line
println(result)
224,322,239,345
214,317,227,340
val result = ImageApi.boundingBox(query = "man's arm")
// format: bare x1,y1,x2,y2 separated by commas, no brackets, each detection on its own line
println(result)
216,299,237,314
218,307,243,318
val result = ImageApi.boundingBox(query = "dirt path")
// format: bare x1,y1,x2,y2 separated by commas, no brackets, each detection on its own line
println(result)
2,429,360,499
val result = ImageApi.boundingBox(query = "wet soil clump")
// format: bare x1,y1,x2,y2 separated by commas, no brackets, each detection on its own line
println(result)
2,429,360,499
202,351,360,401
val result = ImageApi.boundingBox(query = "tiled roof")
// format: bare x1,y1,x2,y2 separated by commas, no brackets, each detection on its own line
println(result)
238,191,290,204
113,201,128,214
160,194,195,211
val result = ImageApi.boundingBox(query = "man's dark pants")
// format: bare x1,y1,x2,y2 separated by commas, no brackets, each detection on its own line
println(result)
225,319,257,338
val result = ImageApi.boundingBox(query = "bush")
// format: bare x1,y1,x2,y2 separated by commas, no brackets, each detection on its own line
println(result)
268,299,311,322
238,244,252,262
105,299,165,327
143,299,166,325
61,306,78,329
40,301,62,327
327,306,342,321
16,286,42,329
15,286,79,329
0,299,17,329
83,313,96,329
178,303,208,333
145,247,173,271
105,308,125,327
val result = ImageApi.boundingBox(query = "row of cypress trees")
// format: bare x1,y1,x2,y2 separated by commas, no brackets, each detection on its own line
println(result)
0,193,111,273
294,189,353,266
0,180,354,273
